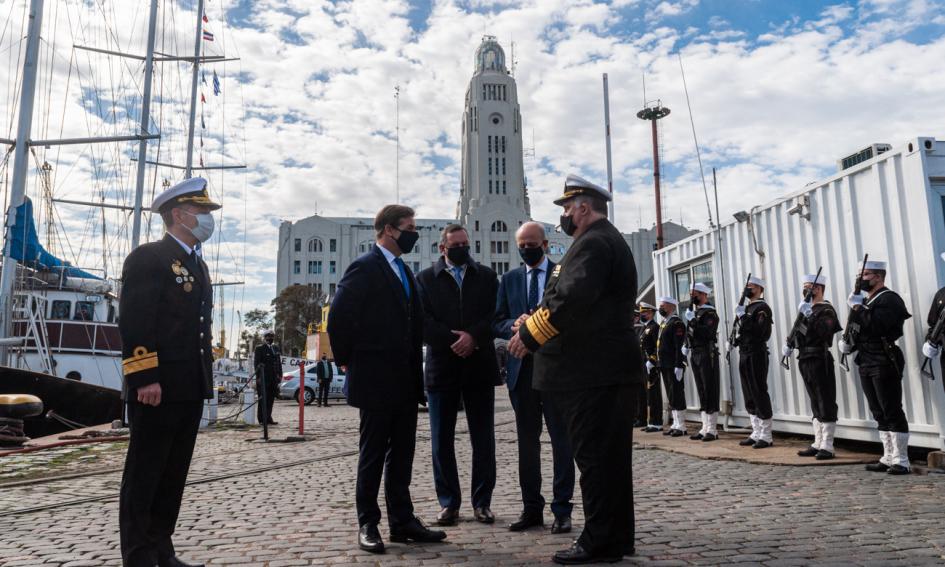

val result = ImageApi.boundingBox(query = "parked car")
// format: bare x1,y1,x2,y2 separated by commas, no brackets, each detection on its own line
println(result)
278,362,346,405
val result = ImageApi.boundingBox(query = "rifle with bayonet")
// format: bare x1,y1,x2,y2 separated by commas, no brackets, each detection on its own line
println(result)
921,302,945,380
781,266,822,370
840,254,869,372
725,273,753,364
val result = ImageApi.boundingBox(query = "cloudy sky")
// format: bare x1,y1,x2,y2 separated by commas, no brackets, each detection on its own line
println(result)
2,0,944,348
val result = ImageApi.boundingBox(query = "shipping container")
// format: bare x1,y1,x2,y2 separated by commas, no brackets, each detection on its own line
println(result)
652,136,945,449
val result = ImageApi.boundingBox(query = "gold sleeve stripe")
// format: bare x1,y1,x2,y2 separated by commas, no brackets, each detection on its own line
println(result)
534,307,559,336
123,347,159,375
525,316,551,345
525,307,560,346
530,311,553,336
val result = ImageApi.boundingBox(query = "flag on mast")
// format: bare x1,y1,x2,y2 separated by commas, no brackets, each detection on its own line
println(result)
200,93,206,104
203,30,214,41
213,71,221,96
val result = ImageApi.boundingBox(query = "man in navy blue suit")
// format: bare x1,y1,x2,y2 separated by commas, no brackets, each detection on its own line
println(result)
494,221,575,535
327,205,446,554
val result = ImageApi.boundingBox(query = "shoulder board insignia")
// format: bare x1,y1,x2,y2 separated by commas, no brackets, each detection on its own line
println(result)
552,264,562,278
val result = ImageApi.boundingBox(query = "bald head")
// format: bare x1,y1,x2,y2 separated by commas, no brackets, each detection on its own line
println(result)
516,221,546,243
516,221,548,267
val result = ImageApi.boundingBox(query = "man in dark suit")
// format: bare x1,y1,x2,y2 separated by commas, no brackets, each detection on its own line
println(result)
416,224,500,526
253,331,281,424
327,205,446,554
315,353,333,407
119,177,218,567
494,221,574,534
509,174,642,565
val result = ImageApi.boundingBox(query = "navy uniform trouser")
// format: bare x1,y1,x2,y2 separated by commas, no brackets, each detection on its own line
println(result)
691,348,720,414
799,354,839,422
738,348,772,419
660,367,686,411
859,364,908,432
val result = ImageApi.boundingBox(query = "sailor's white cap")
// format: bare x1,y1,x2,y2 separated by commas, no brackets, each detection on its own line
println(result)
150,177,221,213
802,273,827,286
691,282,712,295
554,174,612,205
864,260,887,271
747,276,766,288
657,295,678,306
638,301,656,311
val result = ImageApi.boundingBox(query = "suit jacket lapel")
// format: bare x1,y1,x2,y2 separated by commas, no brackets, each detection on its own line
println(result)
373,245,408,312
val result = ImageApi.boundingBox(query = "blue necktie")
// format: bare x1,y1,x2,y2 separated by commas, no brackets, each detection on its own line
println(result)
452,266,463,287
394,257,410,299
527,268,540,312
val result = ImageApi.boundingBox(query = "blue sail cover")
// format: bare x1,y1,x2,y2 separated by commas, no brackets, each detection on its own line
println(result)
5,197,101,280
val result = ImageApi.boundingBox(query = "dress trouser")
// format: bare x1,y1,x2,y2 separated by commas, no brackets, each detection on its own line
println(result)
799,355,839,422
738,348,773,419
508,356,575,519
859,364,909,432
427,385,496,510
356,404,418,529
691,349,720,414
644,367,663,425
317,379,330,406
660,367,686,411
120,401,203,567
256,378,277,423
549,384,635,558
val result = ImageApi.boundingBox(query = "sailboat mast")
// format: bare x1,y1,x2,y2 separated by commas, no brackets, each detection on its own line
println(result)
0,0,45,365
184,0,206,179
130,0,160,250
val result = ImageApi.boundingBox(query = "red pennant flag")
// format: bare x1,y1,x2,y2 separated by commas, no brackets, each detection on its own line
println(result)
203,14,209,23
200,93,206,103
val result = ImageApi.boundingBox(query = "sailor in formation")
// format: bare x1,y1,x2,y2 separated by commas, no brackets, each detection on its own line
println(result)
921,253,945,384
683,283,720,442
784,273,842,460
656,296,687,437
734,276,774,449
839,260,913,475
638,302,663,433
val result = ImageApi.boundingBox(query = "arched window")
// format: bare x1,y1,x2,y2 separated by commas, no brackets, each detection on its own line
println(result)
490,220,508,233
358,240,373,253
308,238,323,253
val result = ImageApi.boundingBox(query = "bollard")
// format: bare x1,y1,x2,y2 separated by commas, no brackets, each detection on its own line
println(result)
200,388,218,429
242,384,257,425
299,361,306,435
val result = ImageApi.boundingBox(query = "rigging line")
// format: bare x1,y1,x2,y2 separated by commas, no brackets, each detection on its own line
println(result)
677,52,715,229
5,3,28,140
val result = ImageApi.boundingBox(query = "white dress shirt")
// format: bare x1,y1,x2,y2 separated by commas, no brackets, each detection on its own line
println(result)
377,242,404,279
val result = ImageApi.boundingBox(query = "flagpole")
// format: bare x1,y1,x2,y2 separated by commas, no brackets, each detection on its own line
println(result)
131,0,160,249
185,0,206,179
395,84,400,203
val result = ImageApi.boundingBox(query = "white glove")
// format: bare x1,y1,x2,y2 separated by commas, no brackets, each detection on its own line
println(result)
684,310,695,322
724,341,732,352
922,341,942,359
681,345,690,357
847,293,864,309
734,305,746,318
674,367,684,381
797,301,813,318
838,339,852,354
645,361,655,373
782,344,793,359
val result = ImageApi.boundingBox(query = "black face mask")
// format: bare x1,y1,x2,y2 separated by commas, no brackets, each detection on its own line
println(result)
393,228,419,255
658,307,668,318
690,295,700,306
321,356,327,361
743,287,754,299
265,337,273,344
559,214,577,236
446,245,470,265
860,278,875,292
518,246,544,266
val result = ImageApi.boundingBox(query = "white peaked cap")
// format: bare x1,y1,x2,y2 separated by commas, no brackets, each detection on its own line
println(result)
864,260,887,271
150,177,220,212
657,295,678,306
638,302,656,311
802,273,827,285
554,173,612,205
691,282,712,294
747,276,766,288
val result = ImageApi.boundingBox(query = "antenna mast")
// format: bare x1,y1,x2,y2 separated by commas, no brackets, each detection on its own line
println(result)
602,73,615,223
131,0,160,248
636,99,670,250
184,0,206,178
395,84,400,203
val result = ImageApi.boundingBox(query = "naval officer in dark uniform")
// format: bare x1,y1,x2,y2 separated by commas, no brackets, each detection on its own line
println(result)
638,302,664,432
118,177,218,567
684,283,721,441
253,330,281,425
921,253,945,383
656,296,687,437
508,174,642,565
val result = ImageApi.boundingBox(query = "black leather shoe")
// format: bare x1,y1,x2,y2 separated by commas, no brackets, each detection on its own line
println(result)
267,420,278,425
701,433,717,442
474,507,495,524
390,518,447,543
865,462,890,472
887,464,911,475
815,450,835,460
436,507,459,526
158,557,204,567
508,510,543,531
662,428,673,436
552,542,620,565
550,516,572,534
739,437,756,446
644,425,662,433
689,432,703,440
752,439,772,449
669,429,685,437
358,524,384,554
797,446,819,457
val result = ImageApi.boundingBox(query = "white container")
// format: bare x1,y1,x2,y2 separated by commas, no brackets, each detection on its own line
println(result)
652,136,945,449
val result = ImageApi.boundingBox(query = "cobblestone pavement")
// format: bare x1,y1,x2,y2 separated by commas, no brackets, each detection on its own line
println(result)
2,398,945,566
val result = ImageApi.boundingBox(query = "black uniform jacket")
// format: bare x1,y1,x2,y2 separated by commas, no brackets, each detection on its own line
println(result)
519,218,643,391
253,342,282,385
639,318,659,363
657,315,687,369
417,257,500,391
928,286,945,373
851,287,912,367
737,300,772,353
315,359,333,382
687,305,719,351
788,302,841,359
327,244,424,410
119,233,213,402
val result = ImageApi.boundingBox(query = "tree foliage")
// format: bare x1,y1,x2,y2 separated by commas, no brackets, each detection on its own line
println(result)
272,285,325,356
238,308,272,360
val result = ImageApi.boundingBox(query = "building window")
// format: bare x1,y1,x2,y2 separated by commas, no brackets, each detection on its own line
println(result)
329,283,336,295
490,220,508,233
502,180,507,194
488,135,492,153
672,259,713,311
482,84,487,99
475,240,481,253
502,158,506,175
329,261,336,274
502,136,506,153
293,260,300,274
488,158,492,175
489,180,492,194
308,261,322,274
490,241,508,254
50,300,71,319
359,240,372,253
475,220,480,231
308,238,323,253
329,239,337,252
413,261,421,272
294,238,301,252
